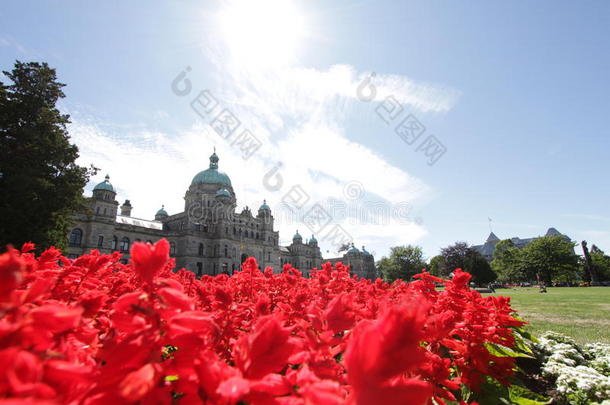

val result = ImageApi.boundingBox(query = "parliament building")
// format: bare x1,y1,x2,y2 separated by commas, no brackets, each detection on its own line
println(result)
66,151,376,279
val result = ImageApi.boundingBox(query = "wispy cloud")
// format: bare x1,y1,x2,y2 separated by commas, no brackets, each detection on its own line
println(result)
67,7,461,258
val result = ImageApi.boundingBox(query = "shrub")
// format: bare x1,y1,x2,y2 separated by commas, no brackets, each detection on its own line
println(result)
0,239,543,404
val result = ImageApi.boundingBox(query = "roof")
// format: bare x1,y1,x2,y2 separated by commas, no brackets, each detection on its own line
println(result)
486,232,500,242
93,174,115,192
191,152,232,187
116,215,163,230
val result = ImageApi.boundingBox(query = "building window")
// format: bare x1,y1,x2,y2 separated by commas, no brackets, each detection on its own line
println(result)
111,236,117,250
203,224,208,232
214,245,218,257
222,263,228,274
170,242,176,256
267,252,271,261
103,208,107,215
96,207,100,215
120,237,130,252
97,235,104,248
198,243,204,256
69,229,83,247
224,245,228,257
196,262,203,278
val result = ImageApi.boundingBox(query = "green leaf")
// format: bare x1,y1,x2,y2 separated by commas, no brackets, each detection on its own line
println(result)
508,384,552,405
475,377,511,405
484,342,534,358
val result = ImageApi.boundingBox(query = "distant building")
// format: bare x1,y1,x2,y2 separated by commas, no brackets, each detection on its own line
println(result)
66,151,376,278
472,227,570,261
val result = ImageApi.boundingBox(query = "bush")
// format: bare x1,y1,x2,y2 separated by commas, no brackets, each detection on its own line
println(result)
0,239,544,404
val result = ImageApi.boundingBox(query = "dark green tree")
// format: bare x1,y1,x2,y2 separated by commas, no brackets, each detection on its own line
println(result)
491,239,525,283
428,255,444,277
377,245,427,283
465,249,497,286
590,245,610,282
0,61,94,251
520,236,579,284
439,241,497,286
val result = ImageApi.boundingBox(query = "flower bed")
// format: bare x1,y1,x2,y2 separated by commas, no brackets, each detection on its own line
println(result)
534,332,610,404
0,239,547,404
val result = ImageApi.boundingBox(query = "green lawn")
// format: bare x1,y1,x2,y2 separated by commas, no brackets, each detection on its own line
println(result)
490,287,610,344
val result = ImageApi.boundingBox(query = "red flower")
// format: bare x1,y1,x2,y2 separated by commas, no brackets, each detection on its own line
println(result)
130,239,169,285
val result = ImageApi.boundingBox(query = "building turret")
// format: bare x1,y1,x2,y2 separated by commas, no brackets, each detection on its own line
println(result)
155,205,168,221
293,230,303,244
120,200,132,217
91,174,118,218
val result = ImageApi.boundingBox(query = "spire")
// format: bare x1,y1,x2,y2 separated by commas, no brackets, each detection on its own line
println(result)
209,150,219,169
104,174,110,182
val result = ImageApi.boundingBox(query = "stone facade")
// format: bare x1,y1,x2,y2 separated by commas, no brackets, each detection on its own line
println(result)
67,152,376,278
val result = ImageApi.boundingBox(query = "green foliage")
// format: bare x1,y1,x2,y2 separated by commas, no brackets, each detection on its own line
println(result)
377,245,427,282
521,236,579,284
0,61,94,251
492,236,580,284
428,254,444,277
589,245,610,282
438,242,497,286
492,239,526,283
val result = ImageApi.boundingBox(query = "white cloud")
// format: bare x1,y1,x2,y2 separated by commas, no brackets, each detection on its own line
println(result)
69,26,460,259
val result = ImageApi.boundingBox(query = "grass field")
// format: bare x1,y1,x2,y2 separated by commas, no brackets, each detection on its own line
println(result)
490,287,610,344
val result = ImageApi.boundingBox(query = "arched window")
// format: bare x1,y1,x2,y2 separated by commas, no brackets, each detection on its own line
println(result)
224,245,228,257
97,235,104,248
120,237,130,252
69,229,83,247
170,242,176,256
111,236,118,250
198,243,204,256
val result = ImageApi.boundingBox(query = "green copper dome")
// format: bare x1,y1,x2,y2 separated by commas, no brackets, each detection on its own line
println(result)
191,151,232,187
93,174,115,192
347,244,361,254
156,205,168,216
259,199,270,211
309,235,318,244
293,230,302,241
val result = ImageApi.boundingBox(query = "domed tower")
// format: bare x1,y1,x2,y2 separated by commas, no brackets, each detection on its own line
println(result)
91,174,118,219
155,205,169,221
257,200,273,230
185,151,236,223
293,230,303,245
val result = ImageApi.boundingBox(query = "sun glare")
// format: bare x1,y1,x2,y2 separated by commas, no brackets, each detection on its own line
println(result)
217,0,308,67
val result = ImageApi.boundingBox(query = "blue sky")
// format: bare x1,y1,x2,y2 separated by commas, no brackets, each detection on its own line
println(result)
1,0,609,260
